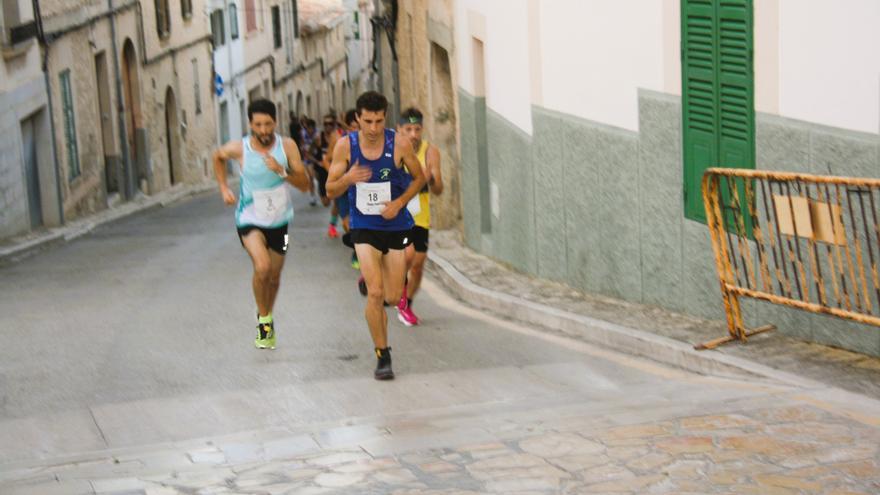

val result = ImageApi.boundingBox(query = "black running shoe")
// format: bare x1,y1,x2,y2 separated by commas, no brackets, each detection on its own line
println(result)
374,347,394,380
358,276,368,296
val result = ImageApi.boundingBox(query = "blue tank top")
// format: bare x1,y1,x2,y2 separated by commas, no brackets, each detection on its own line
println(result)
235,134,293,228
347,129,413,231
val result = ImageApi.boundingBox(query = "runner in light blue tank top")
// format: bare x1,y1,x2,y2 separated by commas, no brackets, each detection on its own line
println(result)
213,99,310,351
236,132,294,229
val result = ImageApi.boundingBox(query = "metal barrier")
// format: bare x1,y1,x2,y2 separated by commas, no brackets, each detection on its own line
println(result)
699,168,880,350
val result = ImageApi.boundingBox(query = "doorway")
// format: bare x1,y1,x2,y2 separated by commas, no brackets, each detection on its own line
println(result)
20,116,42,228
164,88,182,185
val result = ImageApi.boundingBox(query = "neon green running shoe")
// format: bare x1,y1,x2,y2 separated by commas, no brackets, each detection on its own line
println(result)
254,322,276,349
351,252,360,270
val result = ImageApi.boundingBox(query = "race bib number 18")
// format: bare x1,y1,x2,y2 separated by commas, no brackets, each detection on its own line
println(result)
356,182,391,215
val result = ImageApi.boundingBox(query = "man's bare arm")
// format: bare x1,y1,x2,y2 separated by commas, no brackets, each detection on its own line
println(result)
213,141,243,205
282,138,311,191
326,137,371,199
426,145,443,195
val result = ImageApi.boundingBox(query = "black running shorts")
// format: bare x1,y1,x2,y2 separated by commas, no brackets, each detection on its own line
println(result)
350,229,412,255
410,226,429,253
237,224,289,255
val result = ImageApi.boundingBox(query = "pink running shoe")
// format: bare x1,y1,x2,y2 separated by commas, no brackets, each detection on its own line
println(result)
397,295,419,326
327,224,339,238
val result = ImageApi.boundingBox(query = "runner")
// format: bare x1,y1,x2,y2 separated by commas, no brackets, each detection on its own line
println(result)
396,107,443,326
326,91,426,380
336,109,360,268
316,114,343,238
213,99,309,349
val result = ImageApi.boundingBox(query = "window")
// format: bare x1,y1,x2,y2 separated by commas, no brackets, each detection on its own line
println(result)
192,59,201,114
155,0,170,37
291,0,299,38
59,70,81,180
219,101,230,144
181,0,192,19
353,11,360,40
681,0,755,222
239,99,247,137
245,0,256,32
271,5,281,48
229,3,239,40
211,9,225,47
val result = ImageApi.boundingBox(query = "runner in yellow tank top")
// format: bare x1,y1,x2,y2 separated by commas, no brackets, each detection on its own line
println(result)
397,107,444,326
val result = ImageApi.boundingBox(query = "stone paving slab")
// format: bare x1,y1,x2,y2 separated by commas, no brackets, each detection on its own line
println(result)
3,392,879,494
427,230,880,400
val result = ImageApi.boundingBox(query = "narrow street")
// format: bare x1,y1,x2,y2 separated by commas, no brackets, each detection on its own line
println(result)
1,191,879,494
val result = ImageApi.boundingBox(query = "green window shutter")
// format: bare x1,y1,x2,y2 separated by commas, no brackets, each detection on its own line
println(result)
682,0,754,223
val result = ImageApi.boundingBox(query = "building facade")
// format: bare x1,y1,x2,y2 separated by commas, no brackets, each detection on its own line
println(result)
454,0,880,356
0,0,62,238
0,0,218,241
395,0,460,230
210,0,248,147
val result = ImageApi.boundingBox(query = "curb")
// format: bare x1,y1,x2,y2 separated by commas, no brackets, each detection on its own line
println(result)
0,183,216,265
426,250,827,390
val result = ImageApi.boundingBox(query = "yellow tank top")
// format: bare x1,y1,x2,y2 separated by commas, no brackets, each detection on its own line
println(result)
411,140,431,228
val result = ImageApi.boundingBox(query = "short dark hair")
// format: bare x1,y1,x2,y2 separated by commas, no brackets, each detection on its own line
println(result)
356,91,388,116
344,108,358,126
400,107,423,125
247,99,276,122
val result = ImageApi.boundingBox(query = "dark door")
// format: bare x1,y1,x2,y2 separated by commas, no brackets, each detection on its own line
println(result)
21,116,42,228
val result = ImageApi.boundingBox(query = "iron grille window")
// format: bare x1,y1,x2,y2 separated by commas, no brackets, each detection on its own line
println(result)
59,70,81,181
181,0,192,19
155,0,171,37
229,3,239,40
271,6,281,48
193,59,201,114
291,0,299,38
211,9,225,47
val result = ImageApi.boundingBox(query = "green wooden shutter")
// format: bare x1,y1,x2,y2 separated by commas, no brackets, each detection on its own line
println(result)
682,0,754,223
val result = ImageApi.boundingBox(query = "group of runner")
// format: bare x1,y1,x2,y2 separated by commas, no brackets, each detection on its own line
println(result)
213,90,443,380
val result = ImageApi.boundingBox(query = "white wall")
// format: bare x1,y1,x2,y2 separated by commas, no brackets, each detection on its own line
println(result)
539,0,667,132
455,0,533,134
778,0,880,134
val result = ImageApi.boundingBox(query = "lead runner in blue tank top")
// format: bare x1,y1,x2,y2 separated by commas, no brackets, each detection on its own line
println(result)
326,91,427,381
213,99,310,350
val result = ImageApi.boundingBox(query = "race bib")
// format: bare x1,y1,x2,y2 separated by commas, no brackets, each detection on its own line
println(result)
356,182,391,215
253,184,289,223
406,195,421,216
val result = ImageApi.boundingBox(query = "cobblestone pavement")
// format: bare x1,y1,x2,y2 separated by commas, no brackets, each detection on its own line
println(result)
3,387,880,494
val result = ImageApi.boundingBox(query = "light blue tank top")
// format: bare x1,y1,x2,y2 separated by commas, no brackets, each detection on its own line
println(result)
235,134,293,228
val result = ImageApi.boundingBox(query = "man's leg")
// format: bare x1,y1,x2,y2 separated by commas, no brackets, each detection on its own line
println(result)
407,251,428,299
355,242,388,349
263,249,286,314
241,231,274,317
382,248,408,309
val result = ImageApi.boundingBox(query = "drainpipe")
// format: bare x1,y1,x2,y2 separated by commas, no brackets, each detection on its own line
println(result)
33,0,64,225
108,0,135,199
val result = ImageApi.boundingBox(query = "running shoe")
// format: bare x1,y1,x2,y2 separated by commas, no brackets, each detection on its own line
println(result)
327,224,339,238
358,276,367,296
397,295,419,326
254,322,276,349
374,347,394,380
350,252,360,270
309,198,317,207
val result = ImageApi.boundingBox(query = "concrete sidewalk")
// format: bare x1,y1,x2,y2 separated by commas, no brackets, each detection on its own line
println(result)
0,182,217,266
426,230,880,400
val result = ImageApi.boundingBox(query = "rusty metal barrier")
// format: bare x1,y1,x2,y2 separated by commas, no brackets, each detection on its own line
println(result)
699,168,880,350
